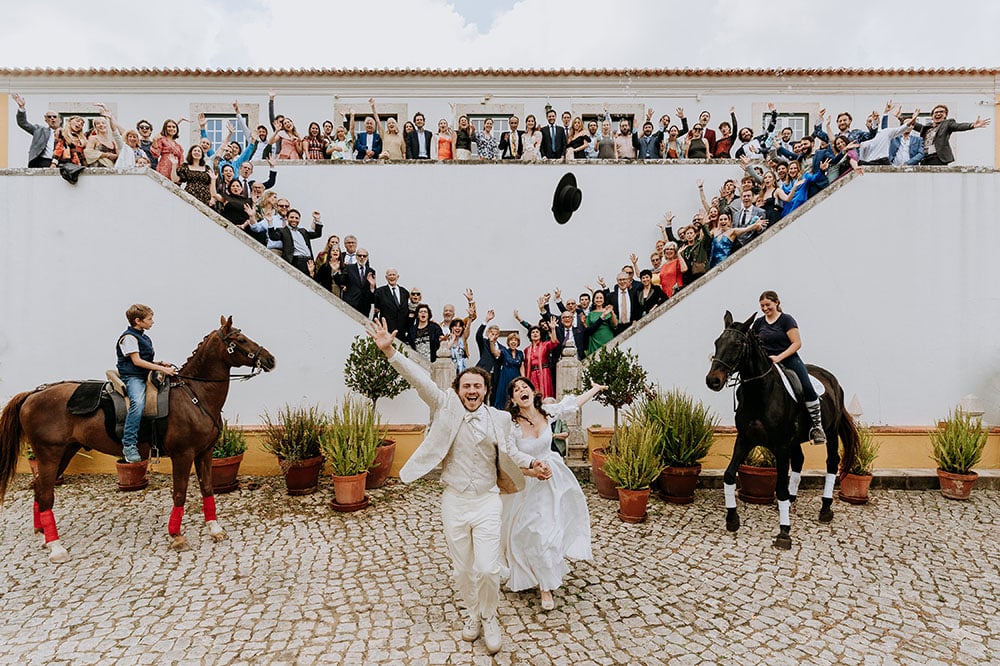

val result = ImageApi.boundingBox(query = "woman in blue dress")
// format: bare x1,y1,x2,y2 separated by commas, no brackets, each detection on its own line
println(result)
490,331,524,409
709,211,767,268
777,157,831,218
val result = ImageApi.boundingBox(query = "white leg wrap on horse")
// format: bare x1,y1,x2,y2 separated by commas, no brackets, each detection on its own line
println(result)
47,539,70,564
724,483,737,509
824,473,836,498
778,500,790,526
207,520,224,537
788,471,802,496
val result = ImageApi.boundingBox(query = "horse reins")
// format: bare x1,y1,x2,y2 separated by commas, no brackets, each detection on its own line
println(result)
714,328,775,386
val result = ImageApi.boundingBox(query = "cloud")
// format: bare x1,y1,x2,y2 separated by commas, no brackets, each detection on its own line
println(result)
0,0,997,70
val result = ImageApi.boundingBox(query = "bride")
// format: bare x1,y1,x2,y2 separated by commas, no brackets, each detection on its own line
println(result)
501,377,605,610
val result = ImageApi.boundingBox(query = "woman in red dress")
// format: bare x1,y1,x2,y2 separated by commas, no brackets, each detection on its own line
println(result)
522,323,559,399
152,118,186,182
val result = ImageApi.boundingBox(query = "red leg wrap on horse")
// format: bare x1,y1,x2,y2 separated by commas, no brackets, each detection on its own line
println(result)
38,510,58,543
168,506,184,536
33,502,41,530
202,496,217,522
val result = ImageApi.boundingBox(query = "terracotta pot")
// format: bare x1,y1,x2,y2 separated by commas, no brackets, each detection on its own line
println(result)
937,469,978,501
590,448,619,500
211,454,244,494
366,439,396,490
617,487,650,523
280,455,324,496
116,459,149,492
27,459,64,486
838,472,873,505
332,471,369,507
737,464,776,505
657,464,702,504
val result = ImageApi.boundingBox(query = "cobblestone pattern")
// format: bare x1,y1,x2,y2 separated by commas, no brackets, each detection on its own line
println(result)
1,473,997,665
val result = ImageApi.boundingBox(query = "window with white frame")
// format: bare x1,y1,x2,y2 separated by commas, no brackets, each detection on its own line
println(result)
468,114,509,157
204,114,249,154
351,113,398,137
769,113,810,140
582,112,636,130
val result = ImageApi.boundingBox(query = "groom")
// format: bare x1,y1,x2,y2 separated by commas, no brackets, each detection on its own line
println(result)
366,319,550,655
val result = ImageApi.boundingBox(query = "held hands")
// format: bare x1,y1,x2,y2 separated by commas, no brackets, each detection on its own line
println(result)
531,460,552,480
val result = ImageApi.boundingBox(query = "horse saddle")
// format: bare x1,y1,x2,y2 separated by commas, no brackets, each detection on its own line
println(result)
776,366,826,403
66,371,171,443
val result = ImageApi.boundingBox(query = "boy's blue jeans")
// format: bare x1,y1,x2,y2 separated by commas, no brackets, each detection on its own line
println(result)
123,375,146,447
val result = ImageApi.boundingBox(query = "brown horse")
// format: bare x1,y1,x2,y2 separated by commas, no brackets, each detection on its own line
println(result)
0,316,275,563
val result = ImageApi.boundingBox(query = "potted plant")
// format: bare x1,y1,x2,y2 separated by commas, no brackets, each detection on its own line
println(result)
211,419,248,494
343,335,411,489
322,396,381,511
602,419,664,523
260,405,326,496
640,387,717,504
931,408,988,501
582,345,650,500
838,422,880,504
737,446,777,505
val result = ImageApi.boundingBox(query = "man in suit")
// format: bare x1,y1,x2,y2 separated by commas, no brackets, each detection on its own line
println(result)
336,248,376,316
372,268,410,335
539,109,566,160
267,209,322,275
915,104,991,166
405,112,434,160
633,121,664,160
366,318,546,656
12,93,62,168
498,116,523,159
237,160,277,195
730,188,768,248
606,272,639,334
553,309,586,361
354,116,382,161
889,122,925,166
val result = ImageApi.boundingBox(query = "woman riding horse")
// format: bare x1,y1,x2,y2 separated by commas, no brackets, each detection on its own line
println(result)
0,316,274,563
706,306,857,550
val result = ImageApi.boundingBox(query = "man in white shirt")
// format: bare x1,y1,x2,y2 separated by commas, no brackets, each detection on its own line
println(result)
367,318,549,656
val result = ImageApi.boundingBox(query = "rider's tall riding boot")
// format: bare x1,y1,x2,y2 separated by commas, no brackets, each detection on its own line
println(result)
805,399,827,445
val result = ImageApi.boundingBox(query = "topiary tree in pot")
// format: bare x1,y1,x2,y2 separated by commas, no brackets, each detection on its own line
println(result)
582,345,651,500
343,334,411,489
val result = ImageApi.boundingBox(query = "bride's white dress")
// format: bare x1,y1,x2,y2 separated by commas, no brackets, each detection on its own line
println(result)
500,396,593,592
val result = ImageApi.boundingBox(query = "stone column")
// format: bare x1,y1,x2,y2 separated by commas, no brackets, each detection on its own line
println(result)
556,347,587,462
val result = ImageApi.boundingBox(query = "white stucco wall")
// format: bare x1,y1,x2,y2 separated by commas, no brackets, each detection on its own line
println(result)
1,166,999,427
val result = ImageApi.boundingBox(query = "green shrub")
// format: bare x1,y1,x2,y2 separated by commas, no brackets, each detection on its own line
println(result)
603,421,664,490
343,335,410,410
846,422,880,475
638,387,717,467
743,445,776,468
582,345,650,448
931,409,987,474
322,396,381,477
259,405,326,462
213,419,248,458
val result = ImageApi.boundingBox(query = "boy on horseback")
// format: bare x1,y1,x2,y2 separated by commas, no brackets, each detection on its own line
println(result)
117,304,176,462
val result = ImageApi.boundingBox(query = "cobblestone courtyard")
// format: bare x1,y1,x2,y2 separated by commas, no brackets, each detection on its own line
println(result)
1,473,997,665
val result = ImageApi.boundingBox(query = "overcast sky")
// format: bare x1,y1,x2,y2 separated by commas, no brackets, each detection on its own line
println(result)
1,0,998,70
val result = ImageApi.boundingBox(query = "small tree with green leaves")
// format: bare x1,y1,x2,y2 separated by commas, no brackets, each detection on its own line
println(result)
582,345,651,446
344,335,411,411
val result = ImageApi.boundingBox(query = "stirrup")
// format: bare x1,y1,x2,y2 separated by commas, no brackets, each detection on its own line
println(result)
809,427,827,445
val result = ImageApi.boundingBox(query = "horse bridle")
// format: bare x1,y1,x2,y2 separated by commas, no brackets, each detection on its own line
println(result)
174,329,266,383
713,327,774,387
166,329,267,443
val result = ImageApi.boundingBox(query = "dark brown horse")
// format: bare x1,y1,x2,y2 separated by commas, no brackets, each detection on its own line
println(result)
0,316,275,562
706,311,857,550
